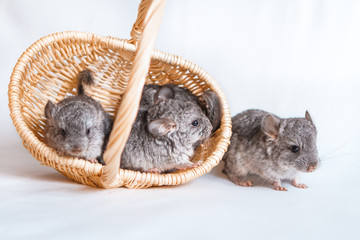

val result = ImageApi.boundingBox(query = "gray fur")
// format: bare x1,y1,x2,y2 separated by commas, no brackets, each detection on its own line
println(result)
44,70,112,164
201,90,222,132
120,86,213,173
139,84,199,111
222,109,319,190
140,84,222,132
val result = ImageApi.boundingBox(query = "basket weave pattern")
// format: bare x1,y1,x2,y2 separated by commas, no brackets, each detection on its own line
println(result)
8,0,232,188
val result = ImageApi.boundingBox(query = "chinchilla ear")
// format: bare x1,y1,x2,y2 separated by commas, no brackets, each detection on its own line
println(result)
148,117,176,137
261,114,280,140
305,110,313,124
154,86,174,104
44,100,56,119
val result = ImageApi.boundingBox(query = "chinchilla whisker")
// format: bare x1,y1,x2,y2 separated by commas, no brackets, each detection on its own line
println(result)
321,154,351,161
320,141,351,158
319,151,353,163
320,157,350,165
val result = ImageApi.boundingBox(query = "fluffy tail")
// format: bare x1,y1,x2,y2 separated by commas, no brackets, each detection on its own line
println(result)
77,69,95,95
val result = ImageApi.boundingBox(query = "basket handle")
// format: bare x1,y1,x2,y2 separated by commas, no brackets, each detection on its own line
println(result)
129,0,156,46
101,0,166,188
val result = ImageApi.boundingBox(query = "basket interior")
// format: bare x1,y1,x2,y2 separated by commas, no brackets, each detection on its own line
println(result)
13,32,218,175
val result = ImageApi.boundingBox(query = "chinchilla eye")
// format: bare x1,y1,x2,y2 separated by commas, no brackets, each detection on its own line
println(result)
192,120,199,126
291,145,300,153
61,129,66,137
86,128,90,135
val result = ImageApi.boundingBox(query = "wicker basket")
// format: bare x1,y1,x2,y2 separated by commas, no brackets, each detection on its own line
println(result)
8,0,232,189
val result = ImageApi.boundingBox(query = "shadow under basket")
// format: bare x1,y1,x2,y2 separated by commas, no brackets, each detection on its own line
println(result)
8,0,232,189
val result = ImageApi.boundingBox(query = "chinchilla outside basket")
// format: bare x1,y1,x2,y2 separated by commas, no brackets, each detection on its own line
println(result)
8,0,232,188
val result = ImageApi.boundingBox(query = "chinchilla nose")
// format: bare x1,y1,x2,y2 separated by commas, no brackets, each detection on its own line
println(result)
71,146,82,154
307,156,319,172
307,164,317,172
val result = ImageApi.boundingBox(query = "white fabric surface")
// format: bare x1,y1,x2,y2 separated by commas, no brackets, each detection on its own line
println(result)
1,0,359,239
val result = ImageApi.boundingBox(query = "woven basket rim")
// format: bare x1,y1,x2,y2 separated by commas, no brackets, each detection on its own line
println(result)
8,30,232,188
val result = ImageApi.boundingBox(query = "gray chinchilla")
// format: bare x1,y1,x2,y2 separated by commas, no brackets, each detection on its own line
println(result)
140,84,222,132
44,69,112,164
120,85,213,173
222,109,319,191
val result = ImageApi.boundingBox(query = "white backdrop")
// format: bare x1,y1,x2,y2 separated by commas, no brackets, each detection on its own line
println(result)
1,0,359,239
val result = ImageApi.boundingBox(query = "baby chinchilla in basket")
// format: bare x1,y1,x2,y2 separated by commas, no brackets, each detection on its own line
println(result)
44,69,112,164
140,84,222,132
120,85,221,173
222,109,319,191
